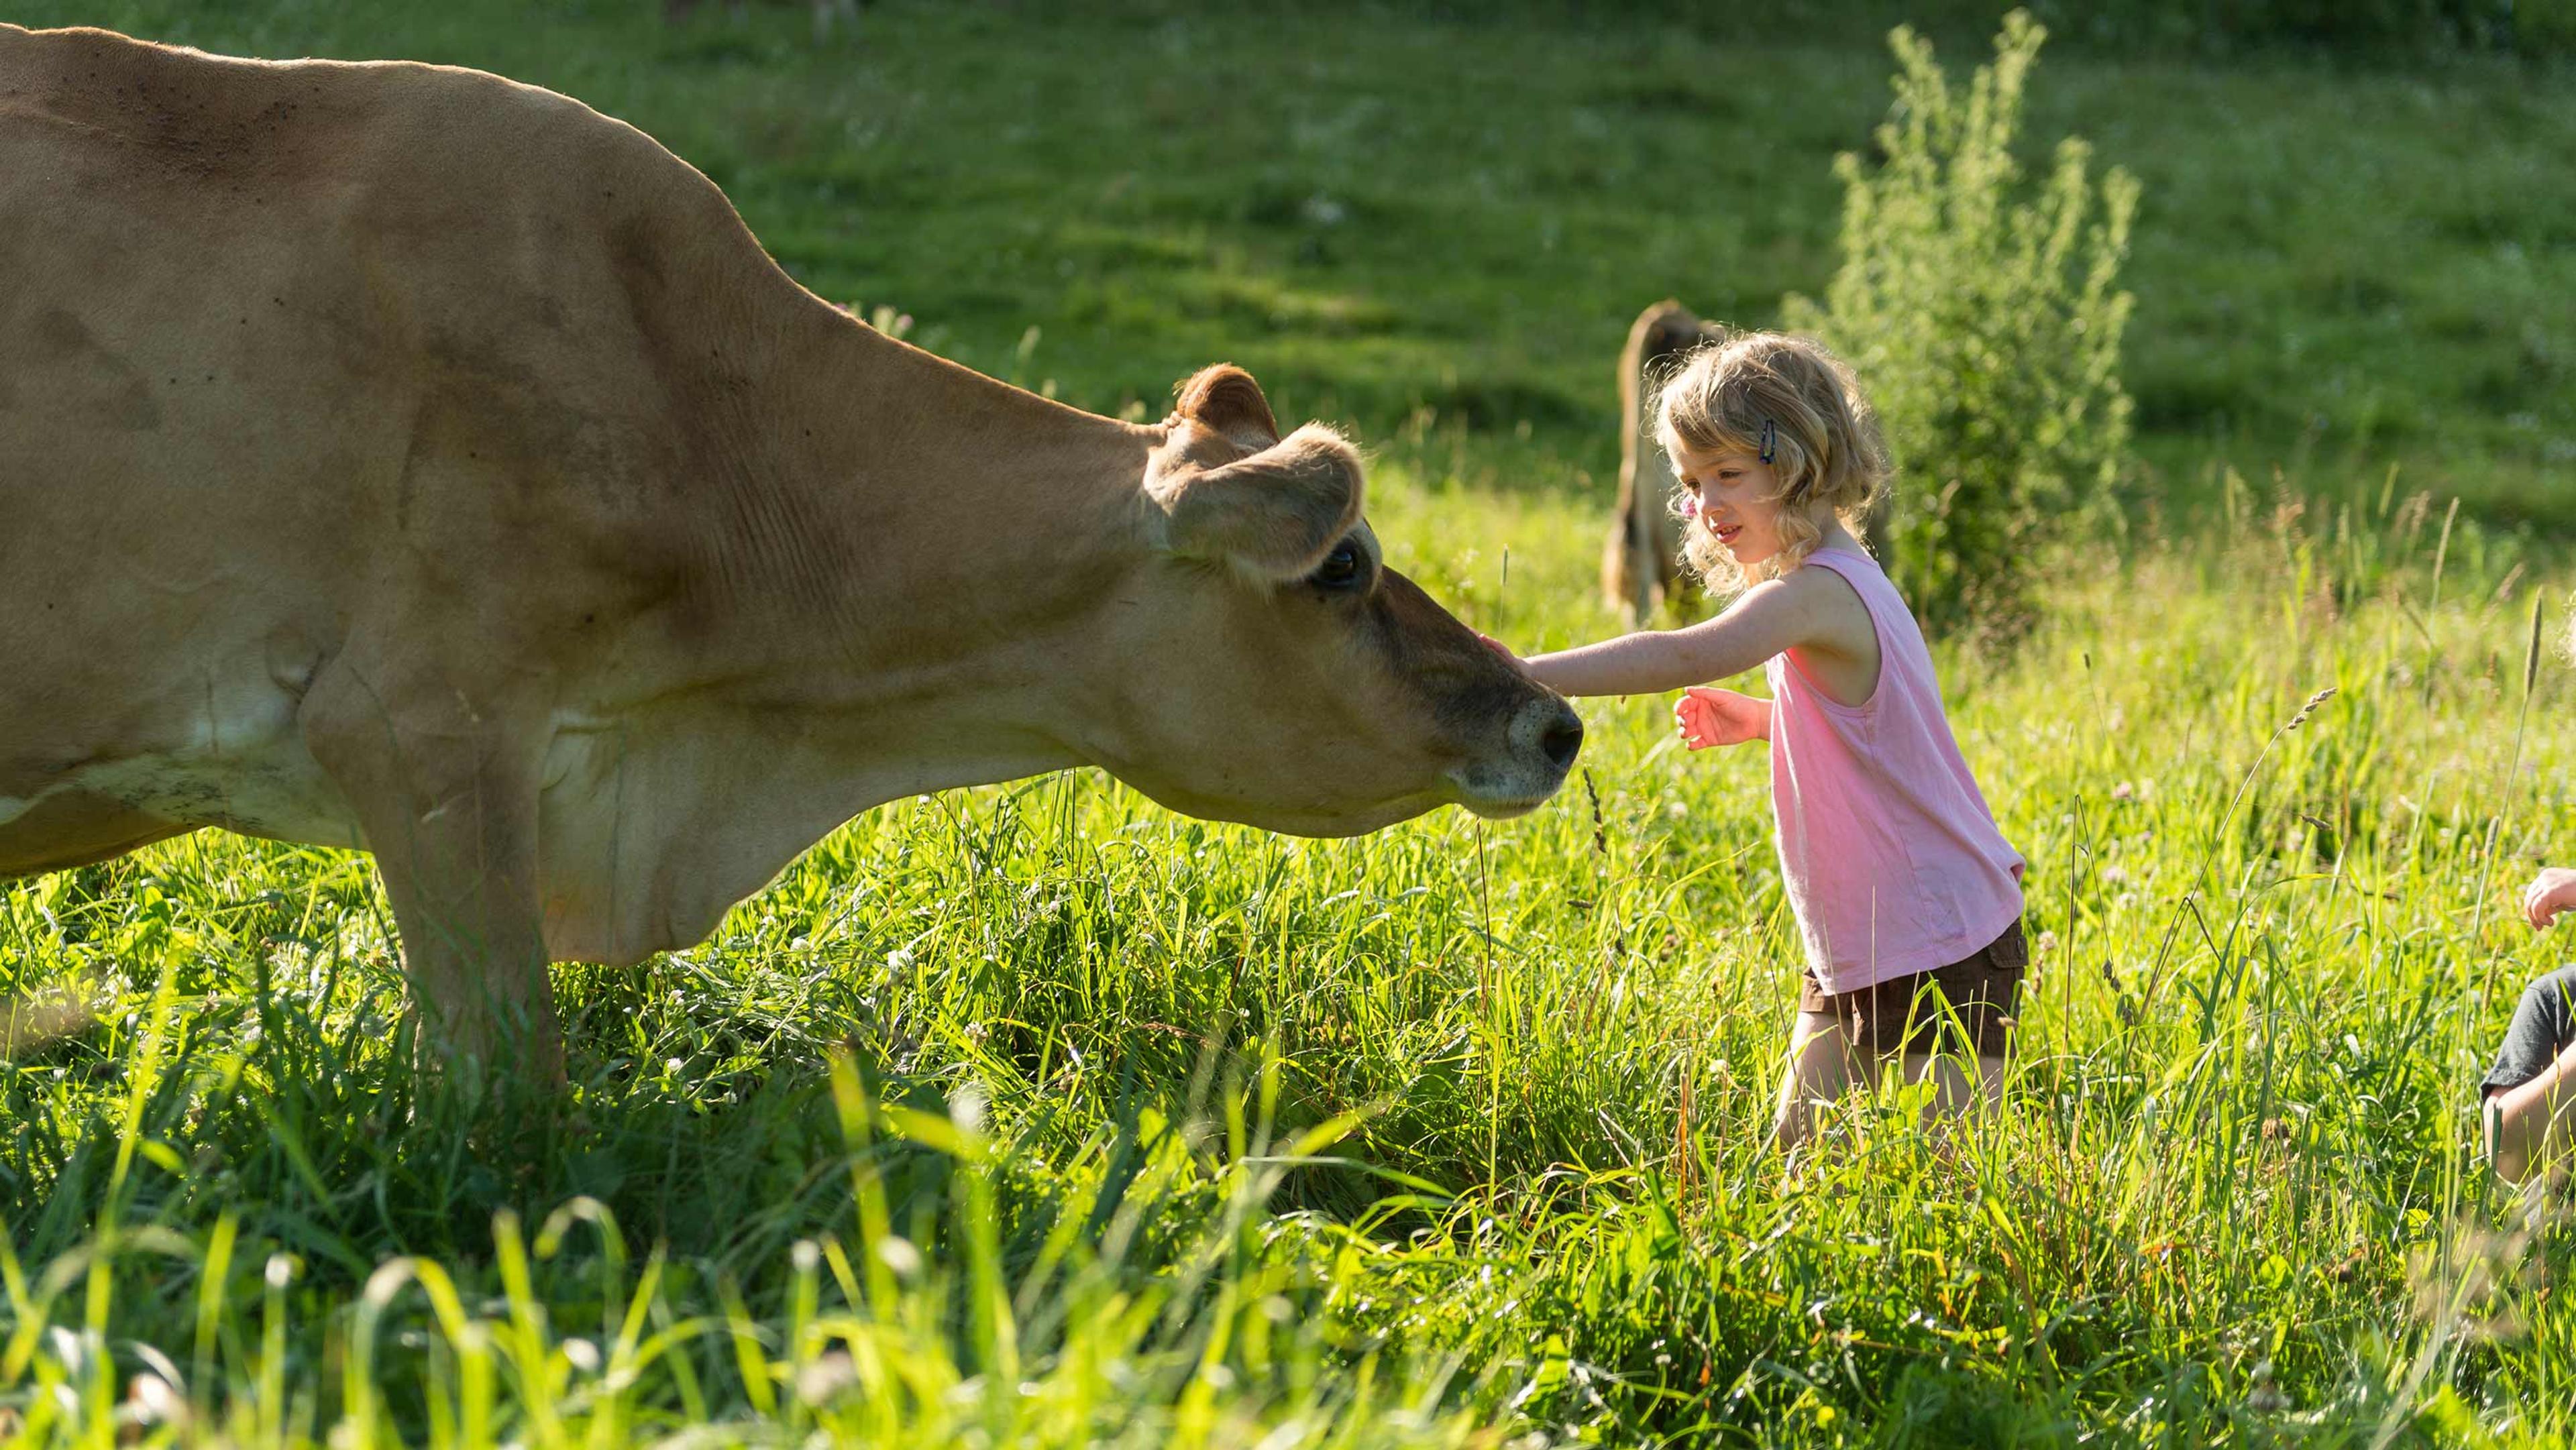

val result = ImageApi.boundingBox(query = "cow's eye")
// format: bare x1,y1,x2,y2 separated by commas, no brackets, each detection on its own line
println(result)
1311,541,1365,592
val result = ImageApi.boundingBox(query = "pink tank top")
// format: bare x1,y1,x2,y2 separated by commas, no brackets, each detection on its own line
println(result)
1765,547,2024,994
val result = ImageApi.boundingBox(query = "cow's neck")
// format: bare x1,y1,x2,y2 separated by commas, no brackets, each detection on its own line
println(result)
682,294,1157,808
548,238,1183,958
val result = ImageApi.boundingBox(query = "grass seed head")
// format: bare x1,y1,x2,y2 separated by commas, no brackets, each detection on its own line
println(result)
2286,685,2337,730
2525,588,2546,694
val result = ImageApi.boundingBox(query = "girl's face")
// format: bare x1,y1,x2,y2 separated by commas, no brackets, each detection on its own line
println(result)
1672,440,1788,568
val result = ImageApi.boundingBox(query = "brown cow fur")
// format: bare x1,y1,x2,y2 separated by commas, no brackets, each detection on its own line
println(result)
0,24,1582,1078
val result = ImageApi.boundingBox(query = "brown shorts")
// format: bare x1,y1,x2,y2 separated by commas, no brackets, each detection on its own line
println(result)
1798,919,2028,1059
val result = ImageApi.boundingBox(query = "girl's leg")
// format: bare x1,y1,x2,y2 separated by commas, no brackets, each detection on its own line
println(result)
1903,938,2023,1125
1772,1011,1854,1150
1902,1050,2009,1121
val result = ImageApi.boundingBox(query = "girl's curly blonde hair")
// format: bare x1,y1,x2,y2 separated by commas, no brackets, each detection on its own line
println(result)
1656,330,1891,592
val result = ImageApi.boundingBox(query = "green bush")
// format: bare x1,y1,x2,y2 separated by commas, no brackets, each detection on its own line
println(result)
1786,9,2139,640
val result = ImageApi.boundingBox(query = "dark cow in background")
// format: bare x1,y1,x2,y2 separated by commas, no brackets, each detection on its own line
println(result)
1601,299,1727,625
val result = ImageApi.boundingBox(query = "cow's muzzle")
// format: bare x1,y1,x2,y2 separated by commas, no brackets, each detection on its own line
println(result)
1450,695,1583,818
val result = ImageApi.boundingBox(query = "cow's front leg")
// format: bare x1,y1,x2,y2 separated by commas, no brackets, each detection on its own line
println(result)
299,655,560,1084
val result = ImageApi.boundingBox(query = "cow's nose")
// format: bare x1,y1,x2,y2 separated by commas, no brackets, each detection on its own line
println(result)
1453,695,1583,818
1507,695,1584,783
1538,705,1584,772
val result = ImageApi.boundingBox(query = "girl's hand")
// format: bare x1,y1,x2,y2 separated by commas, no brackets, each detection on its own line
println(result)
2524,867,2576,930
1674,686,1768,749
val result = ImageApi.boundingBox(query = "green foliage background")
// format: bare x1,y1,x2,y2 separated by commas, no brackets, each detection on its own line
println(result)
3,1,2576,1445
1787,11,2139,636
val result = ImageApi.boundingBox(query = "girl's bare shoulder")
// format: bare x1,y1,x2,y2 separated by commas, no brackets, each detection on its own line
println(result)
1778,555,1879,655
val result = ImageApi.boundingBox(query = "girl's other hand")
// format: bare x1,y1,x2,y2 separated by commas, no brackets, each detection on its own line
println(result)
1674,686,1768,749
2524,867,2576,930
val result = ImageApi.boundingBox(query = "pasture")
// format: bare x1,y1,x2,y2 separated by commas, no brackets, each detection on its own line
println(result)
5,1,2576,1444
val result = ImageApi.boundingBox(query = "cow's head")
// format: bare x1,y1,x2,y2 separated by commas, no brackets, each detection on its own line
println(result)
1080,364,1581,836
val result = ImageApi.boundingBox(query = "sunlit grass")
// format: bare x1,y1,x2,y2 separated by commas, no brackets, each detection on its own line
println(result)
8,1,2576,1443
11,460,2576,1443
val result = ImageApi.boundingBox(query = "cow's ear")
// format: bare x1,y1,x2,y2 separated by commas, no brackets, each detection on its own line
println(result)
1173,364,1281,450
1152,425,1363,580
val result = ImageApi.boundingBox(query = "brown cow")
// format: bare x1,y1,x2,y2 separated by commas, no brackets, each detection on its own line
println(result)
1601,299,1727,624
0,25,1581,1073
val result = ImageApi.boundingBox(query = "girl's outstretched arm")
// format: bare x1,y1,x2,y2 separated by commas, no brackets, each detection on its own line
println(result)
1523,573,1837,698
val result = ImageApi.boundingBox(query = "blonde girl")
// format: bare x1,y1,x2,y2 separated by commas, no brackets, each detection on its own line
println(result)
1517,331,2026,1148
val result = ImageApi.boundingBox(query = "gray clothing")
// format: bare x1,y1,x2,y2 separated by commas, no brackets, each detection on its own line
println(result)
2485,965,2576,1095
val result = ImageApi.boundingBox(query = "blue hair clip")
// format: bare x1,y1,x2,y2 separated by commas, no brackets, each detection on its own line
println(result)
1760,419,1777,465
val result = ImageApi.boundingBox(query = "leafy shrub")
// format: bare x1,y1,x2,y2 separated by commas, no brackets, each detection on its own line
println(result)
1785,9,2140,640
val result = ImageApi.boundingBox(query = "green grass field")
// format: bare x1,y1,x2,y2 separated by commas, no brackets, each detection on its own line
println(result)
8,1,2576,1445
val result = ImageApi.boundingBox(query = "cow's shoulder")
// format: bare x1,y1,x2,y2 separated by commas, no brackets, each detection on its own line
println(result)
1,23,721,235
353,58,766,321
